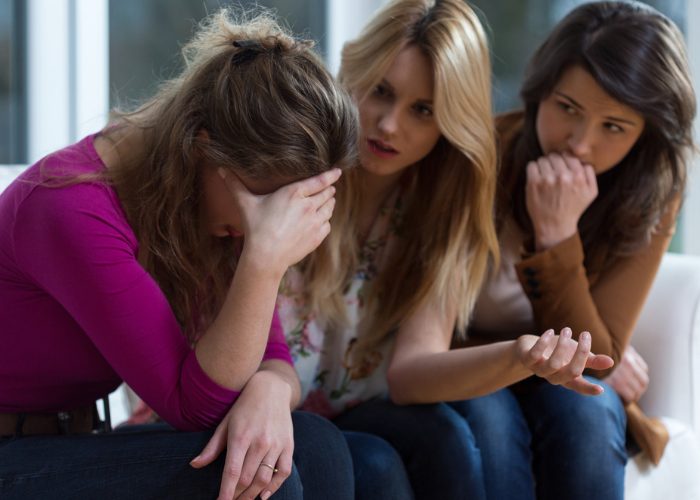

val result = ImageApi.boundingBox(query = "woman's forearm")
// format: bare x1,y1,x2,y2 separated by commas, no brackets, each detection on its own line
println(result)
386,338,535,404
195,249,286,390
258,359,302,410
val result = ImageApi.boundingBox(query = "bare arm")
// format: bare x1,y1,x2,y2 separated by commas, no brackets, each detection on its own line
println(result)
387,299,612,405
258,359,302,410
195,169,341,390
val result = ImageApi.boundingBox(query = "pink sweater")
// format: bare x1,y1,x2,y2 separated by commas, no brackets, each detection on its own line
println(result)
0,135,292,431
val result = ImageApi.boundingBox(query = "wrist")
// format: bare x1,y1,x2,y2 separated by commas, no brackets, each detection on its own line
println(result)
238,246,287,281
534,225,577,251
513,335,538,373
250,369,294,403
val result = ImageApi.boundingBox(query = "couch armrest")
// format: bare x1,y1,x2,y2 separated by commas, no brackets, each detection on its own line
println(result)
632,252,700,432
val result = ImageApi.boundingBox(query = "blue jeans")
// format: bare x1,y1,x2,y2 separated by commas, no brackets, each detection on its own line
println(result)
0,411,353,500
334,398,486,500
450,377,627,500
342,430,413,500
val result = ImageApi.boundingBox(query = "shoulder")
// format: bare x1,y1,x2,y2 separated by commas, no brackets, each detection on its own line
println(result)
12,143,137,254
495,110,525,147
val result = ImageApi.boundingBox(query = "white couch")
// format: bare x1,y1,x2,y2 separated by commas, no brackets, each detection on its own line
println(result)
625,252,700,500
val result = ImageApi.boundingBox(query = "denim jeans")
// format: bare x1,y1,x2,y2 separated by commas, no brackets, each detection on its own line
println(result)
342,430,413,500
0,410,354,500
450,377,627,500
334,398,487,500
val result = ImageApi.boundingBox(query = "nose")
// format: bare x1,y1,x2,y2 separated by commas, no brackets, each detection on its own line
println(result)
567,122,594,159
377,105,400,137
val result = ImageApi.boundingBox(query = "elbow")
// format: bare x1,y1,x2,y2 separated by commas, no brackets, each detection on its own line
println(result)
387,387,412,406
167,408,226,433
386,364,423,405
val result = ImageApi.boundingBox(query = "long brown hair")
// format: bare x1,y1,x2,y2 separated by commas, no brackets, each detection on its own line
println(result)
500,1,695,271
304,0,499,359
103,8,357,339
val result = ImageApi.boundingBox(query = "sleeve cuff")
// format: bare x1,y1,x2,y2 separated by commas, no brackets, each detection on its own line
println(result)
515,232,585,302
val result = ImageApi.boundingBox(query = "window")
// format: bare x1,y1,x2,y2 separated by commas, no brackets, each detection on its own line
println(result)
3,0,700,254
109,0,326,109
0,0,26,164
470,0,686,113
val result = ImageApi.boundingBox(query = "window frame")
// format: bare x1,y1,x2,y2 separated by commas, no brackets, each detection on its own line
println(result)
3,0,700,255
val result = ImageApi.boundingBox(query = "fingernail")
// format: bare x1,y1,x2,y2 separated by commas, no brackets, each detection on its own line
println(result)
189,455,201,467
217,168,227,179
260,491,271,500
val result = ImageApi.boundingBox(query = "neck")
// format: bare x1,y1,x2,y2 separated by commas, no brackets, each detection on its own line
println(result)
356,167,406,244
360,168,404,207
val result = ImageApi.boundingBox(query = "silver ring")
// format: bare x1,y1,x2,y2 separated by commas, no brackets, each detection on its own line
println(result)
260,462,279,473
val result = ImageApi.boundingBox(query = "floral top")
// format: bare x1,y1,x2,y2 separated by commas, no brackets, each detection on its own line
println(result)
277,188,404,418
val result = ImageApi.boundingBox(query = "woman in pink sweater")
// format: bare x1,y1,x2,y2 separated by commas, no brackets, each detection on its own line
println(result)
0,8,359,500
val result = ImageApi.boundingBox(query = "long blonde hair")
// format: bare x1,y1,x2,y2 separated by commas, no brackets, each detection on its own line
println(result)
104,8,357,339
304,0,499,359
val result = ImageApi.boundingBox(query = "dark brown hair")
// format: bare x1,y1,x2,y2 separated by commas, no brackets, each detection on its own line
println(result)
501,1,695,270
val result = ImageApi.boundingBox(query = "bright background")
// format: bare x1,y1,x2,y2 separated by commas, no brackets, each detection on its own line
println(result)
1,0,696,252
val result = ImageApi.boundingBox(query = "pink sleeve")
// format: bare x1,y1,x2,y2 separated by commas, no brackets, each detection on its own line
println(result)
13,183,269,431
262,308,293,365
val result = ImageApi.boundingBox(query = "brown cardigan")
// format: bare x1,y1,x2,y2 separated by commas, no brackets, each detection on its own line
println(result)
492,111,677,464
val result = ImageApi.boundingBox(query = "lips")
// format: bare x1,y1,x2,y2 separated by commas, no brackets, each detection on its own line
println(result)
367,138,399,159
227,226,243,238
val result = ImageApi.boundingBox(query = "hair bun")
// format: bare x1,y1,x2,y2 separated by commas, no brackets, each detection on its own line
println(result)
231,34,313,57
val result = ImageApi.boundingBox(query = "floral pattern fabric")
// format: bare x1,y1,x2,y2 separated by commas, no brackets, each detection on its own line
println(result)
277,189,403,418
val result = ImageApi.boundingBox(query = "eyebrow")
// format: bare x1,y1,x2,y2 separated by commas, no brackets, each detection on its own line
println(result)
379,78,434,106
554,91,639,126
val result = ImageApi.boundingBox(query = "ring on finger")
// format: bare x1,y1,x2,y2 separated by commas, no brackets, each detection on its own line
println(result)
260,462,279,474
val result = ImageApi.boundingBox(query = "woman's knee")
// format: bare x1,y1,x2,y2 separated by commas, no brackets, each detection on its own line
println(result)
450,389,528,440
344,431,413,500
343,431,411,492
540,378,624,432
524,378,626,452
291,411,354,500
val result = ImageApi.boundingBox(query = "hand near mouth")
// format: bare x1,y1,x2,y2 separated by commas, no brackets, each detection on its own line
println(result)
525,152,598,251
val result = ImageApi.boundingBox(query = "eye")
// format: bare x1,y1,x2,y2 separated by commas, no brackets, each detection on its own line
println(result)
557,101,578,115
604,122,624,134
373,84,390,98
413,103,433,118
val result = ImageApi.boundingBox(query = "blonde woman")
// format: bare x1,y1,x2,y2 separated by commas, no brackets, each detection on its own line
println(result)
278,0,614,498
0,8,359,500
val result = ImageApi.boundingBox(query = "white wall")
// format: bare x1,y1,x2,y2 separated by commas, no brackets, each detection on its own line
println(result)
26,0,108,164
683,1,700,255
325,0,388,76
